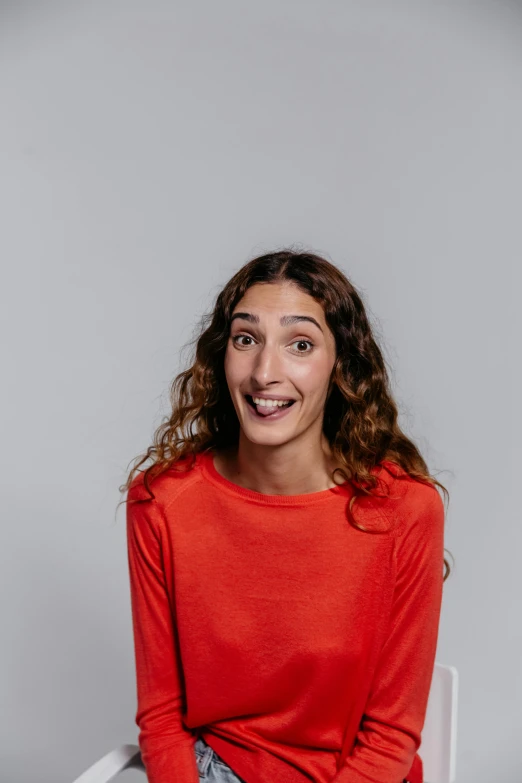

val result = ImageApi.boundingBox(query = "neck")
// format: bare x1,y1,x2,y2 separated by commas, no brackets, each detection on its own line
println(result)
218,435,344,495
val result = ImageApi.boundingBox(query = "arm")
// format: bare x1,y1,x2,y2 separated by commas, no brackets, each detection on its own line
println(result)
126,481,200,783
331,485,446,783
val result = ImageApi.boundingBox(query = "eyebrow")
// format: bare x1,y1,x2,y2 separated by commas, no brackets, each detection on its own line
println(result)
230,312,323,333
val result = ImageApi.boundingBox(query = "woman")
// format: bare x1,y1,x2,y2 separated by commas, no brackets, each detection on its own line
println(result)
121,249,452,783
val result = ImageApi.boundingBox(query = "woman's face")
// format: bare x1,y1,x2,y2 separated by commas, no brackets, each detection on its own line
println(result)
224,281,337,448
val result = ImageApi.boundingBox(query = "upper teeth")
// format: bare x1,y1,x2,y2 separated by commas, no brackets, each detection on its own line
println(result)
252,397,292,407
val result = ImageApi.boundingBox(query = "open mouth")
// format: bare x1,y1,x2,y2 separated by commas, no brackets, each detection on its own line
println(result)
244,395,296,417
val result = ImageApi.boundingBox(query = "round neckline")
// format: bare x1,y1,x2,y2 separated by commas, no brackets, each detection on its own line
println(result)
198,448,353,506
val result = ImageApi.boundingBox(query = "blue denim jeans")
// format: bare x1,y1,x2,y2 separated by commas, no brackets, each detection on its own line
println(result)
194,735,247,782
195,736,409,783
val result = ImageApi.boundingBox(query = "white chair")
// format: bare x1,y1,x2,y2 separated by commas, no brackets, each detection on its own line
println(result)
72,662,458,783
418,663,459,783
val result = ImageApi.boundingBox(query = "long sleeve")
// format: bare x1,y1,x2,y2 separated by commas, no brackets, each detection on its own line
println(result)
126,482,200,783
331,486,445,783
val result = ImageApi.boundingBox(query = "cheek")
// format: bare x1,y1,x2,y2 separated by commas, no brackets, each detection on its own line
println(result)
223,347,244,385
292,357,332,390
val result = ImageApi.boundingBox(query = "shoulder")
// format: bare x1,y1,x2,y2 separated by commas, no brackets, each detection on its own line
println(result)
373,460,445,536
126,452,204,510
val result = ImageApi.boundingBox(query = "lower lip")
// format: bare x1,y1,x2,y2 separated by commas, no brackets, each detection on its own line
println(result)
245,397,297,422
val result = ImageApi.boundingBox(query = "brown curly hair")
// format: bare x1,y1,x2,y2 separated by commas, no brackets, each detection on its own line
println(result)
119,248,453,582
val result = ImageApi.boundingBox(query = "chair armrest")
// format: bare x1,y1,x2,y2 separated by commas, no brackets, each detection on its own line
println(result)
71,743,144,783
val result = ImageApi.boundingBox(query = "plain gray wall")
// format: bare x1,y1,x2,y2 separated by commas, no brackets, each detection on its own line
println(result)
1,1,520,781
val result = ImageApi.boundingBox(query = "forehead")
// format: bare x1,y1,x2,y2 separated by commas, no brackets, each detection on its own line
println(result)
232,282,325,320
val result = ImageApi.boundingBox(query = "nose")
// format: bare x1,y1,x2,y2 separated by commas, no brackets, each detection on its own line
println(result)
250,342,284,387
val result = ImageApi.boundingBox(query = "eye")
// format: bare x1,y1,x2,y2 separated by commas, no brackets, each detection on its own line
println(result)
290,339,314,354
231,334,314,354
231,334,255,347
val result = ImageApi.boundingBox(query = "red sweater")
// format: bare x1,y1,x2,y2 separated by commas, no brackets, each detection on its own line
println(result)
126,448,445,783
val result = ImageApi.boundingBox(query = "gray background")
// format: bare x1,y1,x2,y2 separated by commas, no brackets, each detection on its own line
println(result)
1,1,520,782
